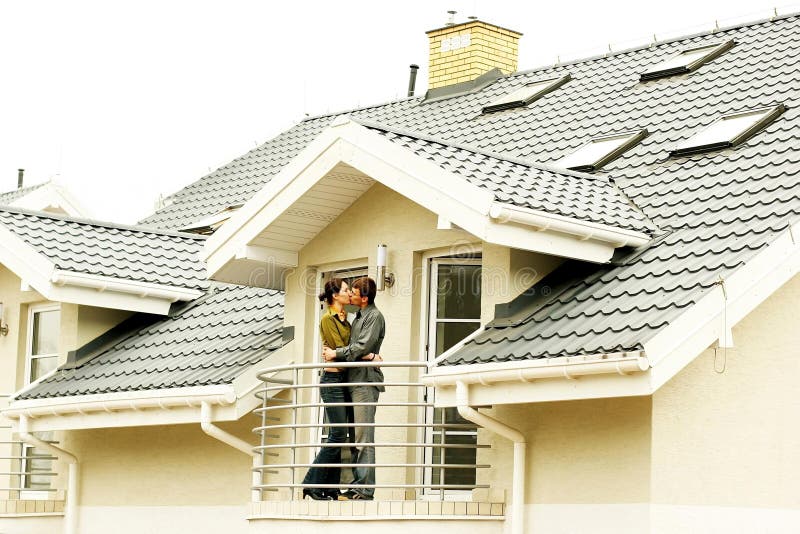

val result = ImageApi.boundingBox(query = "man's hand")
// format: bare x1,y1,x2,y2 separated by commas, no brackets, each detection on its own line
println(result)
362,353,382,362
322,346,337,362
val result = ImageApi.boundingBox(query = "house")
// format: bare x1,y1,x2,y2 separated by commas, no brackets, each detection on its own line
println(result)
2,11,800,534
0,171,92,218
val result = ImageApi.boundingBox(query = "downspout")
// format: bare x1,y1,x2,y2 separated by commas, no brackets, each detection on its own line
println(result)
18,415,79,534
456,381,526,534
200,402,261,502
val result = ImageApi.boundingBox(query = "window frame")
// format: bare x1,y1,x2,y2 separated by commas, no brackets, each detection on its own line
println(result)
422,256,482,498
670,104,785,157
640,40,734,81
554,129,648,172
482,74,570,114
20,302,61,499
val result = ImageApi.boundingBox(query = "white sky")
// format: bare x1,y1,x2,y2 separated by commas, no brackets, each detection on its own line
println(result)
0,0,793,225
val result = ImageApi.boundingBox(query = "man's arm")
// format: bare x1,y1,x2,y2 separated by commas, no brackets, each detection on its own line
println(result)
335,312,384,362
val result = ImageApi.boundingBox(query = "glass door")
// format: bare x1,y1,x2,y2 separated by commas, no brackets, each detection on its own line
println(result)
424,258,481,494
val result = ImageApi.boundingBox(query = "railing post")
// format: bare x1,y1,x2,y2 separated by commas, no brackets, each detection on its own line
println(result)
258,383,267,502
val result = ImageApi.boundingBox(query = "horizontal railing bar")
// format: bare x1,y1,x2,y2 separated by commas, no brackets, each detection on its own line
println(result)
261,382,424,393
0,455,58,460
0,441,60,445
254,422,477,431
263,377,294,385
257,361,427,379
254,483,489,490
0,471,58,477
256,442,488,450
255,402,429,413
255,463,490,469
0,488,61,494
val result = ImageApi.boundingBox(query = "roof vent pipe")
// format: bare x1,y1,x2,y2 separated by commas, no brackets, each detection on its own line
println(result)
17,168,24,189
445,10,457,26
407,64,419,97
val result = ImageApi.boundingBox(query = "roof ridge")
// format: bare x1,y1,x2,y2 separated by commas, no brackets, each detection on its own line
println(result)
351,117,607,182
0,205,207,241
506,11,800,78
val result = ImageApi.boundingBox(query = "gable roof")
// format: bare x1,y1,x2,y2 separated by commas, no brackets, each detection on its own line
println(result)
15,283,284,400
147,15,799,373
0,207,207,313
364,121,655,233
0,182,48,205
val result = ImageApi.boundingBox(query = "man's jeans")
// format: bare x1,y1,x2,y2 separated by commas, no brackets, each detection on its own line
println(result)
350,385,380,497
302,371,349,491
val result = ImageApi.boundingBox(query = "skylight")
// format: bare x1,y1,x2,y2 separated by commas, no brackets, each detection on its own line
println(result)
482,74,570,113
555,130,648,172
180,205,242,235
670,105,785,157
640,40,734,81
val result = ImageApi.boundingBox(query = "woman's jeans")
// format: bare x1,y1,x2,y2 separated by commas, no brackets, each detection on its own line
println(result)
302,371,352,493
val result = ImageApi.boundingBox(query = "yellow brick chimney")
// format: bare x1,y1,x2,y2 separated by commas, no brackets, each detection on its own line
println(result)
426,19,522,90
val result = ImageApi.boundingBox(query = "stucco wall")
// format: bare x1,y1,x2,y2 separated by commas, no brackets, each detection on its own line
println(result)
650,273,800,530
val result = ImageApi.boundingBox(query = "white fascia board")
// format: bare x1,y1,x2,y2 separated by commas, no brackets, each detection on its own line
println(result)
434,371,652,406
489,202,651,248
426,352,652,405
483,217,618,263
51,270,203,302
3,385,239,431
234,245,298,267
644,221,800,392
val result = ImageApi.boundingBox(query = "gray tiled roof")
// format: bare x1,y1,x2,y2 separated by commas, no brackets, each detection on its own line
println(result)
17,284,284,399
137,14,800,365
363,122,655,233
0,207,209,291
0,182,47,205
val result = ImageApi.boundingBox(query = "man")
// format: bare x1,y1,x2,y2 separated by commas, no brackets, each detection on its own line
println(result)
322,277,384,501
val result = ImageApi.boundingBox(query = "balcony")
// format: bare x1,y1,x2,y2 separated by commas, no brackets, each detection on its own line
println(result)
248,361,506,522
0,394,65,517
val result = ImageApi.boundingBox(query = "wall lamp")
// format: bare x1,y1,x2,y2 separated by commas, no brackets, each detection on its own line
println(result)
376,244,395,292
0,302,8,336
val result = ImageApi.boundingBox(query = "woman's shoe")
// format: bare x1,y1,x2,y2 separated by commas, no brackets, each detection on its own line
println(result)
303,489,333,501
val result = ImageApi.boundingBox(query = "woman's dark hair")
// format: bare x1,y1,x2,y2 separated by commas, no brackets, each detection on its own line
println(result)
318,277,345,305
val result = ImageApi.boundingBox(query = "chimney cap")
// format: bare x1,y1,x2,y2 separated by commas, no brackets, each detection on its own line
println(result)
426,19,522,36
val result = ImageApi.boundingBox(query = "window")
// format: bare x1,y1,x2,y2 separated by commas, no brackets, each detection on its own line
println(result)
26,305,60,384
640,40,734,81
670,105,785,157
20,304,60,497
180,205,242,235
482,74,570,113
424,258,481,494
554,130,648,172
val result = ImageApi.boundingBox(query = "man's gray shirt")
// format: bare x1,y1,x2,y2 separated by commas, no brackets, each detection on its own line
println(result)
335,303,385,391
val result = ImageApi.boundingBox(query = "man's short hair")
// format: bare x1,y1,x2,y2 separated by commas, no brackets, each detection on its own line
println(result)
351,277,377,304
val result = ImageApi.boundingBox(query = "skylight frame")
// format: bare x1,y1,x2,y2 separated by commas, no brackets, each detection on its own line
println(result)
670,104,785,158
554,129,649,172
482,74,571,113
640,40,735,82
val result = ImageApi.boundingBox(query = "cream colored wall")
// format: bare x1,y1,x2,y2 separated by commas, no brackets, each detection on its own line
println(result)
481,396,652,506
63,417,255,507
651,272,800,510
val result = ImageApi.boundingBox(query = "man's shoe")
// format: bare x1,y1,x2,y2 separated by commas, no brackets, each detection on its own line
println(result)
303,489,333,501
338,490,373,501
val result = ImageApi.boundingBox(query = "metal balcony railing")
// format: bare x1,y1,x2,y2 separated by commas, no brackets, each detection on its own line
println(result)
0,394,60,499
253,361,489,500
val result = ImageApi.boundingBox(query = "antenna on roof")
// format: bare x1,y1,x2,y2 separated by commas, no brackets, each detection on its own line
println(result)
445,10,457,26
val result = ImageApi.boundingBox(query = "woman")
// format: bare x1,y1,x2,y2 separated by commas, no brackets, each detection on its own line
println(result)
302,278,353,500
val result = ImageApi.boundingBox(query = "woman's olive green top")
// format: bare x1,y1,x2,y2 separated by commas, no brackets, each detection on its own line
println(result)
320,306,351,349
